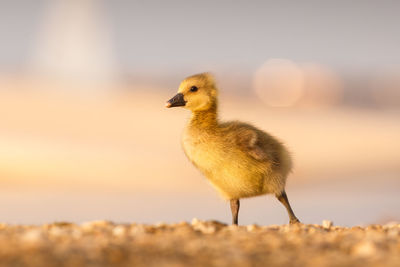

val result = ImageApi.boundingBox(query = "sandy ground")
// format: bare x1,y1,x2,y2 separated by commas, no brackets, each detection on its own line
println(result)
0,220,399,267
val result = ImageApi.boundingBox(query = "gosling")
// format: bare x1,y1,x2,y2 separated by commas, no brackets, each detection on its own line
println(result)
166,73,300,225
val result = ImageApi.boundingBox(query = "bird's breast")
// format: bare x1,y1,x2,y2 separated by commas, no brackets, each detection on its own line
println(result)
181,131,222,173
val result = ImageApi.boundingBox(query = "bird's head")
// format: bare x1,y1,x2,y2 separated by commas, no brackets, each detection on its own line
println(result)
165,73,218,112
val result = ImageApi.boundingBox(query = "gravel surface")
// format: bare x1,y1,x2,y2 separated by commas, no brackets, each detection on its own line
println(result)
0,219,399,267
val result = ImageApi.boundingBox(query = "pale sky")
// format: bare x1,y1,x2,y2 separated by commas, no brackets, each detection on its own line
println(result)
106,0,400,72
1,0,399,74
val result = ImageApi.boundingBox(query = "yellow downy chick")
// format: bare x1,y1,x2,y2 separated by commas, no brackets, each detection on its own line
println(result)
166,73,300,225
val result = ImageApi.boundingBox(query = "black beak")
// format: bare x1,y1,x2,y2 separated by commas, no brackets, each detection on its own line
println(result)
165,93,186,108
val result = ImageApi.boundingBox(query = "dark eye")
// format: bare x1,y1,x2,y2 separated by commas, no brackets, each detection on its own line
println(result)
190,86,198,92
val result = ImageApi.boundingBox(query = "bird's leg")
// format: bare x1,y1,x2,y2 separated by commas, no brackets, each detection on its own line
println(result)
230,199,240,225
276,191,300,224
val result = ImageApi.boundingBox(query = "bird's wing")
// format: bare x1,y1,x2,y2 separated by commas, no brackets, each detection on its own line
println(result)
234,128,268,161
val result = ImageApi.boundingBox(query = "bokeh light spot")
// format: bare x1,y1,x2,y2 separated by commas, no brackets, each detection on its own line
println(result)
253,59,304,107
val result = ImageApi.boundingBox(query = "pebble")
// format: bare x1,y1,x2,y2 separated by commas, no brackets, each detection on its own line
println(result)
48,226,64,237
246,224,259,232
21,229,43,244
322,220,333,229
130,225,148,235
113,225,127,237
353,241,377,257
192,221,216,234
191,218,200,226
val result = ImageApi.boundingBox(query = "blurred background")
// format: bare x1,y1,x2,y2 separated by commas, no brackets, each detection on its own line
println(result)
0,0,399,226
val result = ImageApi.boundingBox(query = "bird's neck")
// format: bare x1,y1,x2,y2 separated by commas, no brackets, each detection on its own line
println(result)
190,103,218,129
